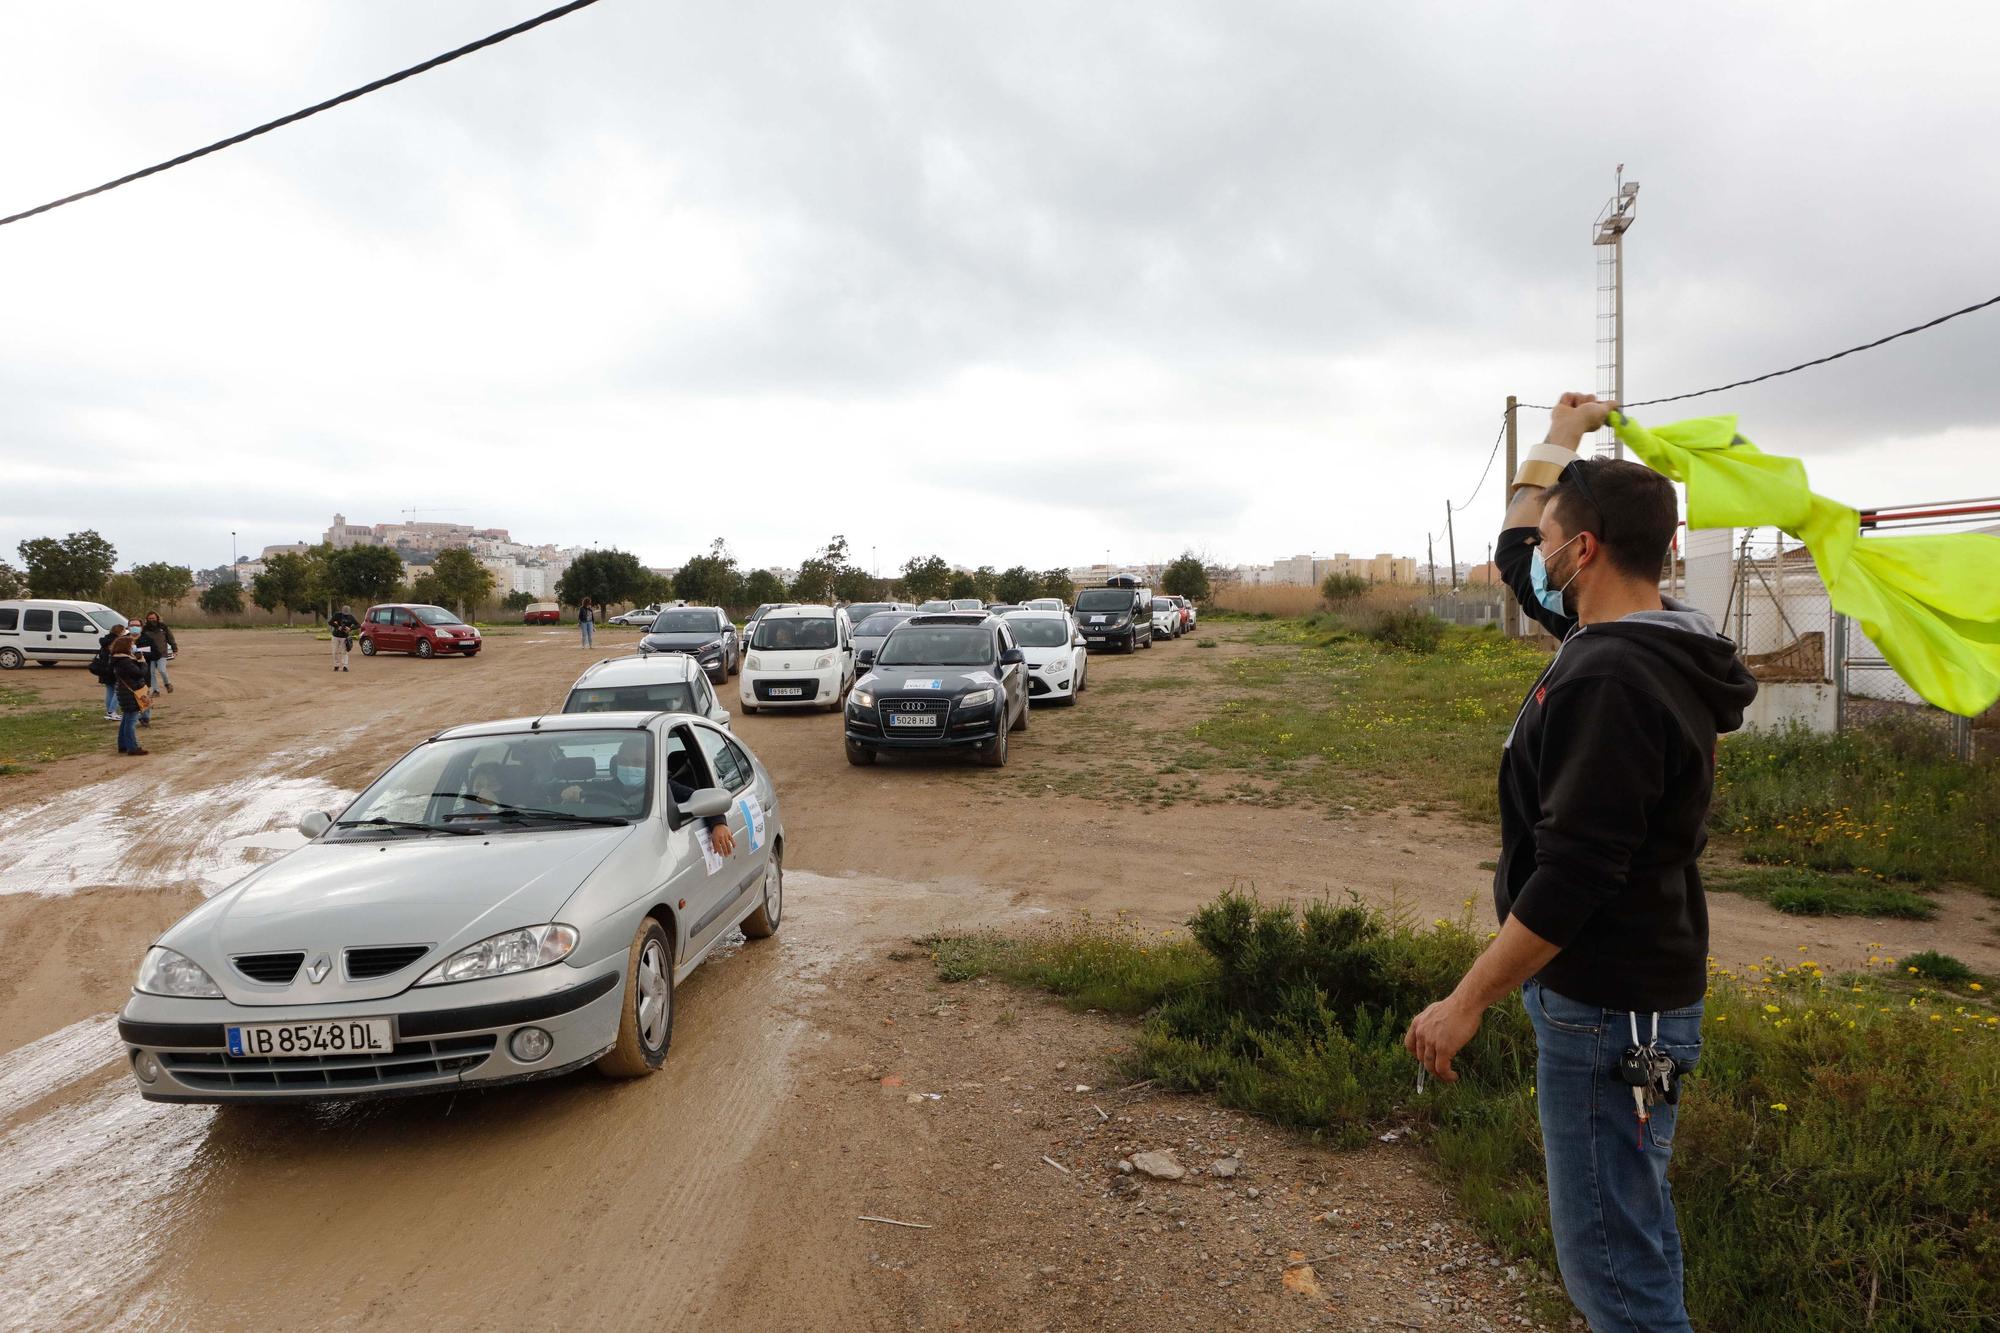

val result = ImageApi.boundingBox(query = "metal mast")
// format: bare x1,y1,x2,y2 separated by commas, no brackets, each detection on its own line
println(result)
1592,166,1639,457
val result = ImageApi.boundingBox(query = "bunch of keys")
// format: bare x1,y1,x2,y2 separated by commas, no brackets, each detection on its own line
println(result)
1616,1013,1686,1145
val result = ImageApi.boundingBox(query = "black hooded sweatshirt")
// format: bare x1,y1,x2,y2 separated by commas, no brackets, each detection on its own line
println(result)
1496,527,1760,1011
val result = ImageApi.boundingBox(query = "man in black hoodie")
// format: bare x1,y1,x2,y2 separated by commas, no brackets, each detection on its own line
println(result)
1406,392,1757,1331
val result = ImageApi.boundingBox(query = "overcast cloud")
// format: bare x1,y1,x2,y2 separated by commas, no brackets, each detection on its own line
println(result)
3,1,1996,576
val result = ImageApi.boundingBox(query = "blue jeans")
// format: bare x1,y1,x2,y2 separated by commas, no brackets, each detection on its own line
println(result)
150,658,170,690
104,681,118,716
1524,980,1704,1332
117,708,141,752
580,619,594,647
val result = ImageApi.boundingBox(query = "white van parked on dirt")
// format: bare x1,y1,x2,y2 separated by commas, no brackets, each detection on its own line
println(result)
0,599,128,669
740,604,853,713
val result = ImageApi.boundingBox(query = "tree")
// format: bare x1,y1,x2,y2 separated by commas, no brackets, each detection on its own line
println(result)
199,581,244,615
1161,552,1211,603
900,554,952,601
743,569,786,606
0,560,22,598
325,544,405,608
789,535,854,605
1039,568,1075,603
252,551,318,624
100,574,144,615
674,539,745,608
946,569,979,600
130,562,195,608
194,564,236,587
1321,571,1369,605
502,589,537,611
832,567,880,604
558,548,651,608
18,530,116,598
429,547,495,617
995,565,1041,604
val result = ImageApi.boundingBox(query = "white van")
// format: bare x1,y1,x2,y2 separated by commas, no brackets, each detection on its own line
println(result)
740,604,853,712
0,599,128,669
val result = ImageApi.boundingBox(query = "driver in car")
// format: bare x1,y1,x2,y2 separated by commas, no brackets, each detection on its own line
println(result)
560,737,735,855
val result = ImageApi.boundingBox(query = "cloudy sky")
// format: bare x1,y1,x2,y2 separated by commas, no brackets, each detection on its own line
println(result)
3,1,1995,577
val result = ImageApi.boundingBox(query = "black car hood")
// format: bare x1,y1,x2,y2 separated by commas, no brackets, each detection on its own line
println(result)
642,631,726,652
862,666,1003,697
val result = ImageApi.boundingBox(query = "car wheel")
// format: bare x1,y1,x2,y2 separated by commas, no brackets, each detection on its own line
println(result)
597,918,674,1078
729,652,741,678
740,847,783,939
415,639,435,659
980,725,1009,768
845,741,876,766
0,648,22,670
358,638,376,656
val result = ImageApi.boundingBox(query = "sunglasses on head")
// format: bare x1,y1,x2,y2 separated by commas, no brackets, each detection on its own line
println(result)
1530,459,1605,548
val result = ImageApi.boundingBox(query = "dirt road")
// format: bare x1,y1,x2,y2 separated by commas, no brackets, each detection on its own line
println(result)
1,624,1989,1329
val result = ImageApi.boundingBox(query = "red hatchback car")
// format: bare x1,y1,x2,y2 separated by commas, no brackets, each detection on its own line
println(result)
358,604,483,658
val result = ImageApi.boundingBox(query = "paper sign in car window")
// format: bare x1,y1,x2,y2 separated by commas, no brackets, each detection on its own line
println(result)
737,794,767,852
695,826,725,873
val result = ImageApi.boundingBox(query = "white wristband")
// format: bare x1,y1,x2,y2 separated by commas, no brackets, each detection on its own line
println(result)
1524,441,1580,469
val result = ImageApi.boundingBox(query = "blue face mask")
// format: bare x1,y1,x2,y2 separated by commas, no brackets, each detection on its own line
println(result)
1528,533,1584,617
615,764,645,787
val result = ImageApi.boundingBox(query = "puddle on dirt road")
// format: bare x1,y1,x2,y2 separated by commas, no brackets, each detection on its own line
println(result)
0,1014,118,1124
0,772,349,898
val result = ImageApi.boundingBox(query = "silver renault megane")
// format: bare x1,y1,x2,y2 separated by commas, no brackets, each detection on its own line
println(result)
118,711,783,1103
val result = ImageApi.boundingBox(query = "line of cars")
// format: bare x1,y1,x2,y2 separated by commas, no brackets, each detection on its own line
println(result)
113,577,1197,1107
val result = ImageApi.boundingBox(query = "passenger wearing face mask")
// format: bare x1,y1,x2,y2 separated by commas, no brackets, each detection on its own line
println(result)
560,737,734,854
1404,392,1757,1333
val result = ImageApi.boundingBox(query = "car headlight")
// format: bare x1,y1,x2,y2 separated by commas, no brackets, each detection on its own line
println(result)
416,924,579,986
851,688,875,709
1045,654,1069,673
136,946,224,998
960,688,995,709
699,642,722,657
747,654,762,671
815,653,834,669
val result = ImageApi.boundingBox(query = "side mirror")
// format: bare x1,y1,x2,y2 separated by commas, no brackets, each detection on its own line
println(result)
856,648,876,667
680,787,733,819
999,647,1026,666
715,708,732,729
1073,635,1086,649
298,810,332,838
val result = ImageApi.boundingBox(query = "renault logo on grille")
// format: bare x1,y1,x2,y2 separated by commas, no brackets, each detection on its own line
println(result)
306,954,332,984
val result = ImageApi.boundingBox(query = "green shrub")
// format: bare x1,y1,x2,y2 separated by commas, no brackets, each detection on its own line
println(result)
1899,949,1974,984
1319,572,1370,605
935,893,2000,1331
1363,607,1444,653
1705,865,1937,920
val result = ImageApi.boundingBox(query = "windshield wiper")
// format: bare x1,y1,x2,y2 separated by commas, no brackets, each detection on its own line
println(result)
334,817,476,836
444,806,631,827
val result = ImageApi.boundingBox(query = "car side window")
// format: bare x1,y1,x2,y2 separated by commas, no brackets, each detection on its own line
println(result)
725,740,756,786
665,725,713,795
694,727,749,792
59,611,93,633
23,610,51,632
0,609,16,631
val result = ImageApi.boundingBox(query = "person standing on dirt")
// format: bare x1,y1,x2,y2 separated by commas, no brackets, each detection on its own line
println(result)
578,598,597,649
108,634,152,756
329,605,359,672
92,625,122,720
139,612,177,693
1404,392,1758,1332
124,619,156,729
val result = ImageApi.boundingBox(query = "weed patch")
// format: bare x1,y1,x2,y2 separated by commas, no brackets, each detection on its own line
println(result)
936,894,2000,1331
0,682,106,774
1704,865,1937,919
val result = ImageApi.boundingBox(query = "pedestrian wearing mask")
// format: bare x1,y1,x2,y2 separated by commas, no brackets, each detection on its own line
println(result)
329,605,360,672
109,634,152,756
124,620,156,729
1404,392,1757,1332
92,626,121,720
139,612,177,693
579,598,597,649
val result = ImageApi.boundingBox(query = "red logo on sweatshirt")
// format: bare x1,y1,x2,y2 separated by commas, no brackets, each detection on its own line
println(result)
1534,686,1548,706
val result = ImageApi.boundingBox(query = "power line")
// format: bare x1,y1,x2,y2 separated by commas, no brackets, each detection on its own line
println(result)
1519,290,2000,412
1448,412,1509,513
0,0,605,230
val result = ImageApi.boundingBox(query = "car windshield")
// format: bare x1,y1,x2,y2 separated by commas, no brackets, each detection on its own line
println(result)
917,600,953,612
563,683,697,714
950,599,982,611
650,610,721,634
1007,618,1070,647
845,603,893,623
856,611,917,636
753,616,838,650
334,728,652,834
1075,589,1131,611
878,625,993,667
1152,599,1175,612
413,606,463,626
88,607,127,633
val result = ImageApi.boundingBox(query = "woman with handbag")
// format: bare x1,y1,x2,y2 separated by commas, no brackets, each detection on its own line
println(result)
109,634,152,757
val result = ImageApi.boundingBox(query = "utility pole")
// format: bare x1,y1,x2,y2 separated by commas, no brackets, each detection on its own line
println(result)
1592,167,1639,458
230,530,237,576
1427,534,1436,595
1445,503,1458,591
1502,396,1520,634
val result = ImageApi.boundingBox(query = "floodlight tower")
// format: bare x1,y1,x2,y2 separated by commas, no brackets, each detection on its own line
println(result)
1592,167,1639,457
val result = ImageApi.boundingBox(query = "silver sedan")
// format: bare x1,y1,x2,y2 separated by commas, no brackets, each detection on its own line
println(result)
118,712,783,1103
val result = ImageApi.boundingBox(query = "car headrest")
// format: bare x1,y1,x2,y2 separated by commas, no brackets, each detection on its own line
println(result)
554,756,597,781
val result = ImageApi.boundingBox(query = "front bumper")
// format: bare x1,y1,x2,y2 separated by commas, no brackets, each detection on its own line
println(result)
1080,625,1134,647
1027,663,1076,699
743,668,840,707
844,702,1002,750
118,961,624,1103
